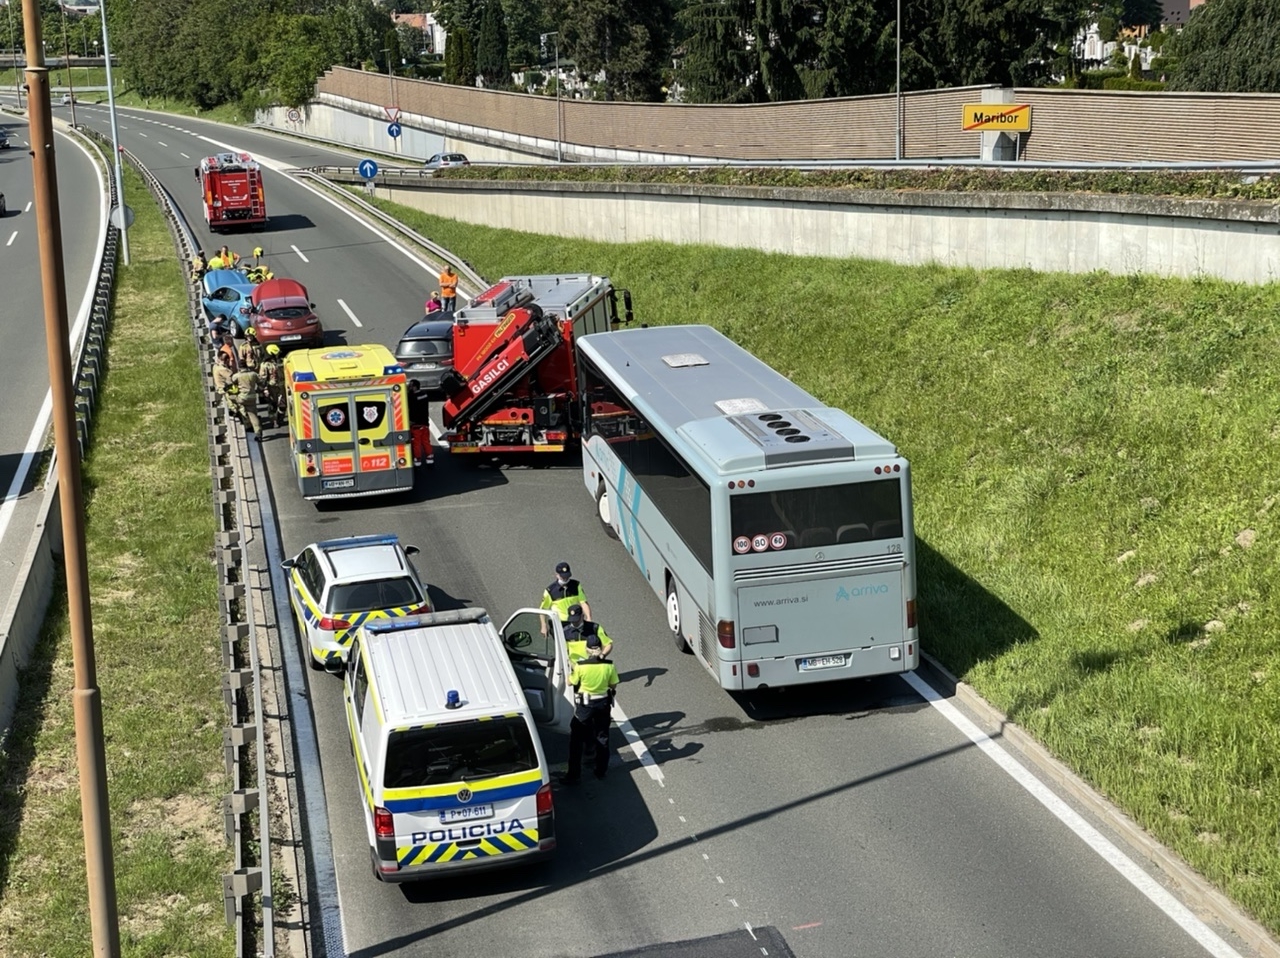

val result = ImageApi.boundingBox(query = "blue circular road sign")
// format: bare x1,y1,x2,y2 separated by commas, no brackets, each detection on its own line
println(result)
388,122,402,139
358,159,379,180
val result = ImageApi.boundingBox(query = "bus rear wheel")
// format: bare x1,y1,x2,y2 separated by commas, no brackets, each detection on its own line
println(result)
667,578,691,654
596,483,618,540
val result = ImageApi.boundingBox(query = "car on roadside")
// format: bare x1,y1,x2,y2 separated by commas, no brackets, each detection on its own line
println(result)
60,94,75,105
394,312,455,392
281,534,431,670
422,152,470,173
200,268,256,335
246,277,324,349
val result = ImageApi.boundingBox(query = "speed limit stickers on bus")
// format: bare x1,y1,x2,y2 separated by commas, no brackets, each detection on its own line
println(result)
770,532,788,550
752,534,770,553
733,536,751,554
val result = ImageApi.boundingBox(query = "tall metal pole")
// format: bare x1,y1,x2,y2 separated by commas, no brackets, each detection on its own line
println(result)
98,7,128,264
7,1,19,107
61,9,76,128
555,33,562,163
895,0,902,161
20,2,121,955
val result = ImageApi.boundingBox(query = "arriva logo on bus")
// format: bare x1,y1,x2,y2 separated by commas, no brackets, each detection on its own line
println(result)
836,584,890,601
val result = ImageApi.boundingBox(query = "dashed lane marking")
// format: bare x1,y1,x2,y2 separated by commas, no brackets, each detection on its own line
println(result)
290,244,310,263
336,299,362,327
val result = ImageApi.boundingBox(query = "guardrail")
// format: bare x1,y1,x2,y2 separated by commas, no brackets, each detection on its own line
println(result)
291,168,486,293
86,132,276,956
0,115,114,739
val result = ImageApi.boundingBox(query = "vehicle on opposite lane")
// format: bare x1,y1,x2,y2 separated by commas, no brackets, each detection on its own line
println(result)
423,152,470,173
282,534,431,670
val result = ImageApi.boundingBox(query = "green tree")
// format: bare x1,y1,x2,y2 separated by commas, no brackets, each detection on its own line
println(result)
443,23,477,84
1169,0,1280,92
475,0,511,87
552,0,673,101
673,0,758,102
501,0,548,69
808,0,896,98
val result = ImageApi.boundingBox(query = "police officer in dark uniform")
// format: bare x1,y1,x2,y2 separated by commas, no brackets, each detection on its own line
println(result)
560,633,619,784
540,561,591,622
564,603,614,663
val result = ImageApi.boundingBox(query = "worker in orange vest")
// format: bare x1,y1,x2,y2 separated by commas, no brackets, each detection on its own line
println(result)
439,264,459,314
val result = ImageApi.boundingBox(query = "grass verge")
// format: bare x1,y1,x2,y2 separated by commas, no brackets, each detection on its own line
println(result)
365,194,1280,936
0,165,231,955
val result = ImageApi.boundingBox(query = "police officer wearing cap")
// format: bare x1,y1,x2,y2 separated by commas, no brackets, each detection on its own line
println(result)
561,632,619,784
540,561,591,622
564,603,613,663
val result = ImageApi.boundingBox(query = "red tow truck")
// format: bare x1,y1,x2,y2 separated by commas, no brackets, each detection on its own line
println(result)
197,152,267,231
440,274,632,457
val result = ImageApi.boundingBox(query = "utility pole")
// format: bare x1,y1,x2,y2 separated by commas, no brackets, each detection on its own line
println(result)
6,1,19,107
542,31,562,162
20,0,121,955
61,8,77,128
99,7,128,264
895,0,903,161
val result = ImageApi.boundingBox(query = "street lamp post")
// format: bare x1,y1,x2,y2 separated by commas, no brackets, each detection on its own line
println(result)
6,1,19,107
895,0,903,161
542,31,562,162
61,10,77,127
100,5,129,264
382,46,399,154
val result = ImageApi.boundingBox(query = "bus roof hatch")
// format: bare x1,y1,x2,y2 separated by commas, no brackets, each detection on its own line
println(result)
727,409,854,466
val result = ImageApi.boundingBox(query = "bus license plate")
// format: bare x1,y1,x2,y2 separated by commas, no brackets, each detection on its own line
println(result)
322,478,355,490
799,654,846,671
439,804,494,825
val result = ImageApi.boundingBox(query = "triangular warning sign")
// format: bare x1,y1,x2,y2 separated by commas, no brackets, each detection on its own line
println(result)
384,106,401,122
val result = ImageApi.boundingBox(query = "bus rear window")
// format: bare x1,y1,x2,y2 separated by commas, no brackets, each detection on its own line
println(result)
384,717,538,789
730,478,903,552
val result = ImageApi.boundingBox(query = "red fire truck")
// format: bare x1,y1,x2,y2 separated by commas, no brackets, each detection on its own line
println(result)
441,274,632,457
197,152,267,231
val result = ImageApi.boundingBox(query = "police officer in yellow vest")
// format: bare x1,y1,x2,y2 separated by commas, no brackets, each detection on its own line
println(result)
541,561,591,622
560,632,619,784
564,603,613,664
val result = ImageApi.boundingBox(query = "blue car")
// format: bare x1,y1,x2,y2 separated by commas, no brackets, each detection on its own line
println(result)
200,269,256,335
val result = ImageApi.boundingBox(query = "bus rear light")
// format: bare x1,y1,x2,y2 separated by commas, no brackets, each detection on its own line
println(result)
746,663,759,677
893,464,901,472
374,806,394,839
717,620,736,649
907,642,914,657
906,599,916,629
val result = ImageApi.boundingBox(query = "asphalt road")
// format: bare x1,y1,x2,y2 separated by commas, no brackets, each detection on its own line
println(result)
67,104,1261,958
0,111,103,574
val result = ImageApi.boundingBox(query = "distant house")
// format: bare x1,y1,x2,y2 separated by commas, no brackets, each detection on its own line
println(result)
391,12,445,58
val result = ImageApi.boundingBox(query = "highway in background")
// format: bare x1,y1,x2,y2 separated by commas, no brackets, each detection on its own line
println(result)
66,104,1261,958
0,112,103,591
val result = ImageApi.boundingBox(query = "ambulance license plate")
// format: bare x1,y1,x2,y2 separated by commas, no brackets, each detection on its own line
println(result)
799,654,846,671
280,334,303,342
322,478,355,490
440,803,494,824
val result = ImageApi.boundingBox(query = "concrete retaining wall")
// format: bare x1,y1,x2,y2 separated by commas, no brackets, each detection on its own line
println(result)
360,178,1280,284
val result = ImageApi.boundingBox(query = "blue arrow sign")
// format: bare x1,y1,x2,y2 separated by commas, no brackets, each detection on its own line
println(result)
358,158,379,180
388,122,402,139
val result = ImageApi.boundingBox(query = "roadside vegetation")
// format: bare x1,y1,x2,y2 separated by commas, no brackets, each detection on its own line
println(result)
363,192,1280,936
438,163,1280,202
0,166,230,955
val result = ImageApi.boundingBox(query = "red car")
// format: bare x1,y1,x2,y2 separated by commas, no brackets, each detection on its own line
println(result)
247,278,324,349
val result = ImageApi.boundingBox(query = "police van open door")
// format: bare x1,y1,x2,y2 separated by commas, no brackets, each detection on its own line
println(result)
284,345,414,501
501,609,574,731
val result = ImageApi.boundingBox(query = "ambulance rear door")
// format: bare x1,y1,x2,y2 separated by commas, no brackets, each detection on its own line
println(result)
311,385,410,495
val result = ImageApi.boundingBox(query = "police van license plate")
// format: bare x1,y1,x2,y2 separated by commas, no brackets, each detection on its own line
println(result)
280,334,303,342
322,478,355,490
439,804,494,825
799,654,846,671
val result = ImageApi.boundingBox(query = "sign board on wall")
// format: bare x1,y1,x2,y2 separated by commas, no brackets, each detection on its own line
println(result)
962,104,1032,133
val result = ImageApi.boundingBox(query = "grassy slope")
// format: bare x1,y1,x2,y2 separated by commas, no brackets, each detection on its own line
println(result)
368,195,1280,934
0,166,231,955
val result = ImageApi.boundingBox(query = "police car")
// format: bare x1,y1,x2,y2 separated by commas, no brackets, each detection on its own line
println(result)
282,534,430,670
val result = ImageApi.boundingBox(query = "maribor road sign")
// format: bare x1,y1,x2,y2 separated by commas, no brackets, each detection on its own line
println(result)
962,103,1032,133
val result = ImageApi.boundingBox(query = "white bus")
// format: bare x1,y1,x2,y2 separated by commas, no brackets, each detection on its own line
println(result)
576,325,918,691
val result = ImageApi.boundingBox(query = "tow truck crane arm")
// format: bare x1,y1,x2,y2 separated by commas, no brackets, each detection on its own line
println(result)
441,306,562,429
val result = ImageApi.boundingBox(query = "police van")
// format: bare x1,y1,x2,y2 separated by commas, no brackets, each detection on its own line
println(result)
343,606,576,882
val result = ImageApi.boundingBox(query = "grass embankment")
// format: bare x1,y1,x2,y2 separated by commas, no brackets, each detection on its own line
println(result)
366,194,1280,935
0,72,248,124
0,166,231,955
440,163,1280,202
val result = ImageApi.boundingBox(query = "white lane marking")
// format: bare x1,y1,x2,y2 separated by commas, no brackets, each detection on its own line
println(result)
158,141,167,147
24,202,32,212
5,232,15,246
0,130,106,547
611,700,664,786
180,152,189,158
904,672,1242,958
336,298,362,327
137,131,146,137
290,244,309,263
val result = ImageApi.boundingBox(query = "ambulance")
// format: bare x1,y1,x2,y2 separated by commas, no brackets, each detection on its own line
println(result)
283,345,414,500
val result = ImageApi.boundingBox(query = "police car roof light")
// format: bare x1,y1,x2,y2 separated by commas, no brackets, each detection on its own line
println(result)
365,608,490,634
366,615,432,633
446,690,461,709
316,533,401,551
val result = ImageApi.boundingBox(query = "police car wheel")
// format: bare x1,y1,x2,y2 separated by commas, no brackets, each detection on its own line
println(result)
667,578,691,654
596,483,618,540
